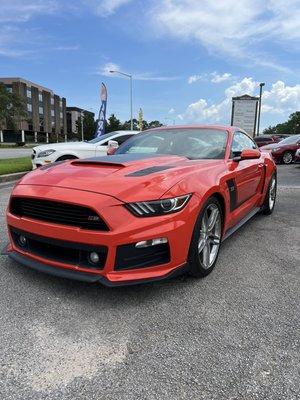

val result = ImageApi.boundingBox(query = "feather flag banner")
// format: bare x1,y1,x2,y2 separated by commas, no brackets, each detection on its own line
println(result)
94,83,107,138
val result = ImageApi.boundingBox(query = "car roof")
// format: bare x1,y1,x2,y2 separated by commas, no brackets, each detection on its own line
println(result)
143,124,238,133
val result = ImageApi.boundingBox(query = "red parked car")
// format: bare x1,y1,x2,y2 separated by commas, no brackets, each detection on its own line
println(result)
260,134,300,164
2,125,277,286
295,148,300,164
254,134,289,148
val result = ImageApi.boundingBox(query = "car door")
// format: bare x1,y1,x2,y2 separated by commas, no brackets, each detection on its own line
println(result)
229,131,264,208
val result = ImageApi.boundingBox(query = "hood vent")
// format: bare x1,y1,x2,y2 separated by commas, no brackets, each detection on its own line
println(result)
126,165,174,177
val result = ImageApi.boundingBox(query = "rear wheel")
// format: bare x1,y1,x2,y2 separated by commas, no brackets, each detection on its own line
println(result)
282,151,293,164
188,197,222,277
262,174,277,215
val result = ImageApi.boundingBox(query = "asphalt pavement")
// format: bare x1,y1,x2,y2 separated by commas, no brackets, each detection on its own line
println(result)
0,165,299,400
0,148,33,159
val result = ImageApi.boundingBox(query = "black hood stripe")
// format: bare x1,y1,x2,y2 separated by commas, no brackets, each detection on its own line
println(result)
126,165,175,177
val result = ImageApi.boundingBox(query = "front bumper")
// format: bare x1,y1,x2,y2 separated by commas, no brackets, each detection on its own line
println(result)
5,185,198,286
2,245,187,286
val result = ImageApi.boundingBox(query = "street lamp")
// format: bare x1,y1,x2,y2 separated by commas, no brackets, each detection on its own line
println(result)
256,82,265,137
109,70,133,130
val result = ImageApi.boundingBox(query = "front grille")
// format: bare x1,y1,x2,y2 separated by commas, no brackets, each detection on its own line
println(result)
10,197,109,231
10,227,107,269
115,243,170,270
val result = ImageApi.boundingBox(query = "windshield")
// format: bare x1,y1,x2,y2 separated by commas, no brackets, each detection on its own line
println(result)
278,135,300,145
88,131,121,144
115,129,228,160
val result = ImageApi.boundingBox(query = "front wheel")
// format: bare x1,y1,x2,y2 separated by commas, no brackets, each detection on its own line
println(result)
262,174,277,215
188,197,222,278
282,151,293,164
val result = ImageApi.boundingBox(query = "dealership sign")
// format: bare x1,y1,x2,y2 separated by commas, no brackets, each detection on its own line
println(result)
231,94,259,137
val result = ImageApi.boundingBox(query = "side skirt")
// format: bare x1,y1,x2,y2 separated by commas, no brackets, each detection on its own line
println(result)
222,207,261,242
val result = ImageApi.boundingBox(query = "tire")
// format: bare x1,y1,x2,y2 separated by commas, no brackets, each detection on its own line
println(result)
55,155,78,162
282,151,293,164
262,173,277,215
188,196,223,278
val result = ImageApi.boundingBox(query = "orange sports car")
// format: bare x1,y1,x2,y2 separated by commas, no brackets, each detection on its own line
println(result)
3,125,277,286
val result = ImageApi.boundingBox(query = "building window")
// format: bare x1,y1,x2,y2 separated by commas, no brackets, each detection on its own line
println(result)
5,85,12,93
26,89,32,98
60,112,63,119
51,109,55,117
27,103,32,112
59,99,63,107
38,92,43,102
39,106,44,115
51,96,54,105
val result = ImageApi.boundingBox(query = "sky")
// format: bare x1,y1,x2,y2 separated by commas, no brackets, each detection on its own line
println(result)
0,0,300,130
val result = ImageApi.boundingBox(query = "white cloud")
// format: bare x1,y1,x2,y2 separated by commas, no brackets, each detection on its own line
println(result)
168,108,175,114
150,0,300,71
188,74,205,84
188,72,232,84
83,0,133,16
0,0,58,22
99,62,121,76
97,62,179,81
180,77,300,124
262,81,300,115
211,72,232,83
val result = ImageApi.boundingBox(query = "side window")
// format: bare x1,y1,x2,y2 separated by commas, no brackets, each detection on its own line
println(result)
116,134,133,145
231,131,257,157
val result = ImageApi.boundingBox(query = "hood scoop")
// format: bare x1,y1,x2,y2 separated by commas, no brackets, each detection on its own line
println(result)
71,153,170,168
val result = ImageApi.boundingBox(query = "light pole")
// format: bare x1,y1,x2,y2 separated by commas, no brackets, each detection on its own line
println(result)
109,70,133,130
256,82,265,137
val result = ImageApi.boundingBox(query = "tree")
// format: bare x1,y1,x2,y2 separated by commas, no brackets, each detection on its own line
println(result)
106,114,122,132
0,83,27,131
263,112,300,135
147,120,163,129
75,112,97,141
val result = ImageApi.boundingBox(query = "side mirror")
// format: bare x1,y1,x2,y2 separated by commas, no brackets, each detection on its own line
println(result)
233,148,261,162
107,140,119,155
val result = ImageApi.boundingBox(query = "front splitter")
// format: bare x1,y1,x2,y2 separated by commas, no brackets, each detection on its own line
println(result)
2,245,187,287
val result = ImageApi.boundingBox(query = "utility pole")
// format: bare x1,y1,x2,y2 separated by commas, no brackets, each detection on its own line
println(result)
256,82,265,136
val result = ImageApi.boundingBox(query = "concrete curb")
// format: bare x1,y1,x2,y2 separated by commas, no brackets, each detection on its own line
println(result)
0,171,29,183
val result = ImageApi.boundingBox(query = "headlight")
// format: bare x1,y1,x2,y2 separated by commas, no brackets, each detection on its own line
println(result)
37,149,56,158
125,194,192,217
272,147,282,153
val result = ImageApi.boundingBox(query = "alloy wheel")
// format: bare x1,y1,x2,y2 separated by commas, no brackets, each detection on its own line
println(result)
283,152,293,164
269,176,276,210
198,204,222,269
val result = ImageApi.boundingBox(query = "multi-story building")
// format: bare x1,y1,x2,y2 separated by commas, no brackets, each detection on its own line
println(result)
66,107,95,137
0,77,67,141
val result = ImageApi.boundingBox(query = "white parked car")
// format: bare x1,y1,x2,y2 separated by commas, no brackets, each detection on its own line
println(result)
31,130,139,168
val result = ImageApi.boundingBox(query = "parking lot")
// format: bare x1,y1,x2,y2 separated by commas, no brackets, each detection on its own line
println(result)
0,165,299,400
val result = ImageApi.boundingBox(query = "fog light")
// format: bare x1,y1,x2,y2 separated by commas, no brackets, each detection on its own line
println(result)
89,251,100,264
18,235,27,247
135,237,168,248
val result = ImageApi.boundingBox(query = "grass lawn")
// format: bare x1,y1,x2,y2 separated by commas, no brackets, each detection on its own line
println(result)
0,157,32,175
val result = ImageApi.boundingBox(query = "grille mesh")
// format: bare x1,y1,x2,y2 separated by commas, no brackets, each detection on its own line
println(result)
10,197,109,231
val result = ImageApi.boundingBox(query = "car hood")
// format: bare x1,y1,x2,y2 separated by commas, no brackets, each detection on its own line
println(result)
260,143,280,150
18,154,223,202
33,141,94,152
